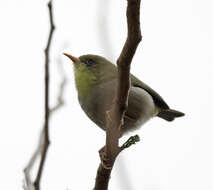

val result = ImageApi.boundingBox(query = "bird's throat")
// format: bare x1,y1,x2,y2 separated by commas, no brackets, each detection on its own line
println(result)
74,65,97,98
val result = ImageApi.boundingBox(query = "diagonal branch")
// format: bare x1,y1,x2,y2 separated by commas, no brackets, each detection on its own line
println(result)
94,0,142,189
23,129,45,190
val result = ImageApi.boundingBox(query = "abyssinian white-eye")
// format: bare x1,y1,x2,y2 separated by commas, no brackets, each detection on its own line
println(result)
64,53,184,136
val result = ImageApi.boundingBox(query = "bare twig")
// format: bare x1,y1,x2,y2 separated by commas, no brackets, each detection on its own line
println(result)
33,1,55,188
23,59,67,190
23,1,56,190
94,0,142,189
23,129,45,190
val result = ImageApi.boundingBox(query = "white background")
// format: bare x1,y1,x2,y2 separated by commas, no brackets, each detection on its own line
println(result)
0,0,213,189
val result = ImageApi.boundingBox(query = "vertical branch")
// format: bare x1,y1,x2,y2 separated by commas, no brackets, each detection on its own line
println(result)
94,0,142,189
33,1,55,190
24,2,68,190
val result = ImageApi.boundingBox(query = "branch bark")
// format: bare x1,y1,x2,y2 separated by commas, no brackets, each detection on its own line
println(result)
33,2,55,189
23,58,67,190
23,1,57,190
94,0,142,189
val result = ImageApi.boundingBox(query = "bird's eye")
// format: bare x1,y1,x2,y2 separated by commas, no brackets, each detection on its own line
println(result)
85,59,94,67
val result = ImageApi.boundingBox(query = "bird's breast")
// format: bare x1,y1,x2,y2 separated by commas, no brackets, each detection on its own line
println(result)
78,80,157,135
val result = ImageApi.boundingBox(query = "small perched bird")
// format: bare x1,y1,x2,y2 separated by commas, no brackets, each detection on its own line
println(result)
64,53,184,136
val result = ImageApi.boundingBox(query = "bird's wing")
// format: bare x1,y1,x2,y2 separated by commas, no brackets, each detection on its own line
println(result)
130,74,169,109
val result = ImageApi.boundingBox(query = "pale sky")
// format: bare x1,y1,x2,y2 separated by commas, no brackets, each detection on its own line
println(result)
0,0,213,189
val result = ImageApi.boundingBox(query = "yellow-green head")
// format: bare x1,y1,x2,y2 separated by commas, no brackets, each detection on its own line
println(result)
64,54,117,98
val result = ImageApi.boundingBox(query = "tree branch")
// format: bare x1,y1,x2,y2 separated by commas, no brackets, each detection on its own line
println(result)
23,57,67,190
33,1,55,188
94,0,142,189
23,1,56,190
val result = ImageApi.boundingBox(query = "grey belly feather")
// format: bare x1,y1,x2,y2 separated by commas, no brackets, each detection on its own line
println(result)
78,80,156,135
122,86,156,134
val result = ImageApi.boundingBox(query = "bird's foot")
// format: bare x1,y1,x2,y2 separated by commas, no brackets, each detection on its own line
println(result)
121,135,140,150
98,146,113,170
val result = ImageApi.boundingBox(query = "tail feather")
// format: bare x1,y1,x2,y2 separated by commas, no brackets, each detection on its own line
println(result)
157,109,185,121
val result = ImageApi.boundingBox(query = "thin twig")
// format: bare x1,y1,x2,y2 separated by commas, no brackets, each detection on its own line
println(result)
23,57,67,190
23,1,55,190
94,0,142,189
23,130,44,190
33,1,55,188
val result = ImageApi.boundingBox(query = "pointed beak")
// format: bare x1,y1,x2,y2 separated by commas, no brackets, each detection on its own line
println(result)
63,53,81,63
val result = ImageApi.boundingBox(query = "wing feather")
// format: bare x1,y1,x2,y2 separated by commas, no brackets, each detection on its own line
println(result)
131,74,169,109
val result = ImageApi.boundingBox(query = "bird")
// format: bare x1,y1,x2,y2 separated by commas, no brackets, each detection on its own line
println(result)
64,53,184,136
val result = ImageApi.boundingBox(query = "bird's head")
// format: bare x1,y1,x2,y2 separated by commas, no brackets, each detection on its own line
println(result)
64,53,116,97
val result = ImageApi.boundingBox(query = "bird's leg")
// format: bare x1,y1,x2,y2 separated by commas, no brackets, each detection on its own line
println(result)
121,135,140,150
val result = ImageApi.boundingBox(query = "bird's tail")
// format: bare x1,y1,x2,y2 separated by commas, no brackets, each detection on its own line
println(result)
157,109,185,121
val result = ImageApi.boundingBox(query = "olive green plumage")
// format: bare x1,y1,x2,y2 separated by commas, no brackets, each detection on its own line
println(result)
65,54,184,136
